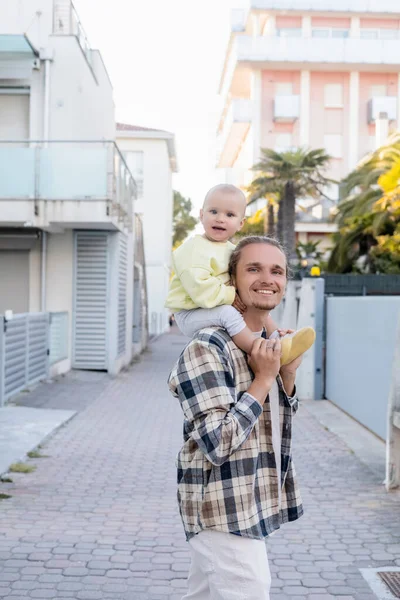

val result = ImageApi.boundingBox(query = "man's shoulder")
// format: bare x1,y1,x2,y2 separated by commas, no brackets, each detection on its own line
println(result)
191,326,234,351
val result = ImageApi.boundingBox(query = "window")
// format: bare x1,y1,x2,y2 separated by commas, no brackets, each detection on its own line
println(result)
275,82,293,96
324,84,343,108
361,28,399,40
312,29,330,38
324,134,343,159
275,133,293,152
380,29,399,40
370,85,387,97
361,29,379,39
124,151,144,197
277,28,302,37
312,28,349,38
332,29,349,38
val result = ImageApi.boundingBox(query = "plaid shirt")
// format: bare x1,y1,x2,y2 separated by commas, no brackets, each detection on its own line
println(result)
168,327,303,541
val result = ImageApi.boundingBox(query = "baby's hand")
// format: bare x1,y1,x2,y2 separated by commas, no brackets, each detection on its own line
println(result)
277,328,295,337
233,293,247,315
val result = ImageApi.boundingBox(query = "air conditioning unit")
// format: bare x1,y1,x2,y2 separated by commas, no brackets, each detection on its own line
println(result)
368,97,397,123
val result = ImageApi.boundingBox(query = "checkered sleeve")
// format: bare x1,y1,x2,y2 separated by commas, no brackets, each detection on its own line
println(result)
171,337,263,467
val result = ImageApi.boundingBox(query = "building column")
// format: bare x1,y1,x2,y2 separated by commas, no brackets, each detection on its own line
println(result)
349,71,360,170
300,70,310,147
302,16,312,38
251,70,262,164
350,16,360,38
264,15,276,36
251,13,260,37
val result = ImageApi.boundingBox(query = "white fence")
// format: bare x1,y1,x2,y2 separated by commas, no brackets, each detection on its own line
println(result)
325,296,400,441
0,313,49,407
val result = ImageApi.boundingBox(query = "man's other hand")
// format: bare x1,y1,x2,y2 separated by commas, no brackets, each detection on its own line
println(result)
248,337,281,384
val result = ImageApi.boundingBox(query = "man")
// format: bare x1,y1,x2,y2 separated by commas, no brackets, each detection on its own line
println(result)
168,236,304,600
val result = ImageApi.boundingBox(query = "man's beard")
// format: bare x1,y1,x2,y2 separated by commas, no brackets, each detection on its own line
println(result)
252,299,277,311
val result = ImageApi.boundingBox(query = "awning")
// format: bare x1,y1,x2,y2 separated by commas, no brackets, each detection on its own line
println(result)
0,34,38,57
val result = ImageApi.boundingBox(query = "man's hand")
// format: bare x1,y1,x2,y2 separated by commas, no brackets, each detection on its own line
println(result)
247,338,282,406
248,337,281,382
232,293,247,315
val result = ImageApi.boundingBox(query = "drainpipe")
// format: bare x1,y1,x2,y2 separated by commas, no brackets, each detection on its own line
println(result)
39,49,53,313
39,48,54,142
41,231,47,312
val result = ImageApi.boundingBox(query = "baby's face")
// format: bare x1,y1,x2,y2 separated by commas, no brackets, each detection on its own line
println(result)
200,191,245,242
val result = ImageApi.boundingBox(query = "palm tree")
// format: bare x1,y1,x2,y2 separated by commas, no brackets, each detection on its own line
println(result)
248,148,333,257
328,132,400,273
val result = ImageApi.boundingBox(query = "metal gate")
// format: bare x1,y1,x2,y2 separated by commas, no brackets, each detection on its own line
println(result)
73,231,109,370
117,234,127,356
0,313,49,407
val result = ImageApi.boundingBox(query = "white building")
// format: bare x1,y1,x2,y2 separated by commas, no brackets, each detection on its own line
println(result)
0,0,145,393
116,123,178,337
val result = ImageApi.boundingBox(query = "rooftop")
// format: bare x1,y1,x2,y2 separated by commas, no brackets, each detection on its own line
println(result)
116,123,178,173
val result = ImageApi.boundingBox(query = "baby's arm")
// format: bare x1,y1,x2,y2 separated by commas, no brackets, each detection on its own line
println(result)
265,314,295,338
179,267,235,309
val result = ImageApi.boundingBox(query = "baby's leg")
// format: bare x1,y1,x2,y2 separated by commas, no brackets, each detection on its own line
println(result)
174,307,256,353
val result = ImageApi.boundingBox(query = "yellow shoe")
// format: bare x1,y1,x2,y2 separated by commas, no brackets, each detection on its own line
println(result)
280,327,316,366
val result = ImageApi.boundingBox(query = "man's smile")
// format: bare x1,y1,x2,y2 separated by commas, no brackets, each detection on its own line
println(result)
253,289,276,296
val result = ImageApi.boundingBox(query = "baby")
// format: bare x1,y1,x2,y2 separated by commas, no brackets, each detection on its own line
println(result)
165,184,315,364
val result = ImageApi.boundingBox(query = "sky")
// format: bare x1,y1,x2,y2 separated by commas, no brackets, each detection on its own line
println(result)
74,0,247,216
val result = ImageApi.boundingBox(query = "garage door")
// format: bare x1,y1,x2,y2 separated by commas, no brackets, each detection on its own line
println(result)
0,93,29,140
0,250,29,314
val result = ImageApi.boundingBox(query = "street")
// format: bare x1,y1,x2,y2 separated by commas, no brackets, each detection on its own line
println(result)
0,330,399,600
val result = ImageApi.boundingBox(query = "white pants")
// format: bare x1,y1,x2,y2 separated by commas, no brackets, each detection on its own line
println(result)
175,306,246,339
182,530,271,600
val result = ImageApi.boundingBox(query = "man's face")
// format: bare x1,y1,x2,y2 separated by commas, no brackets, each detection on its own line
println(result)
234,243,287,311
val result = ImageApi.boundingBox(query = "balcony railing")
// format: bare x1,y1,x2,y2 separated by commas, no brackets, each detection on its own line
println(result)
236,35,400,66
0,140,136,226
236,36,400,68
249,0,400,13
53,0,92,66
217,99,252,167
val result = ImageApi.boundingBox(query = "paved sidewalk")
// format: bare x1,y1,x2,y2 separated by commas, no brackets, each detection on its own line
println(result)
0,329,399,600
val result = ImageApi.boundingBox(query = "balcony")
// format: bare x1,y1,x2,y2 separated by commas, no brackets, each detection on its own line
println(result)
53,0,92,67
231,9,247,32
368,97,397,123
0,141,136,232
217,99,252,168
236,35,400,69
274,95,300,122
249,0,400,12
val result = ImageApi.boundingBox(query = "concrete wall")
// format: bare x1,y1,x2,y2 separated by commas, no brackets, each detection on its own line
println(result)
0,1,115,142
116,136,173,336
325,296,400,440
49,38,115,140
46,231,74,375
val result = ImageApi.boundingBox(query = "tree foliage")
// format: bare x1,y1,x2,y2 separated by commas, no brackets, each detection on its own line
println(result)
328,133,400,274
172,191,197,249
248,148,333,256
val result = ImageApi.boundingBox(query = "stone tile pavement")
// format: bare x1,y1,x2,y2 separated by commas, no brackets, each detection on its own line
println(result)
0,328,399,600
